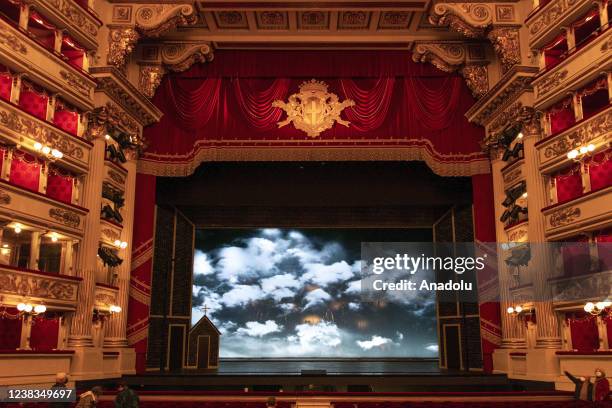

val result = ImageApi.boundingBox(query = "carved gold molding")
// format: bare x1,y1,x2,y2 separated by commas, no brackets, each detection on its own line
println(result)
0,270,78,301
534,70,568,99
0,189,11,204
49,208,81,228
527,0,580,42
60,70,90,97
108,27,140,68
0,23,27,54
412,42,489,98
49,0,99,37
428,3,521,72
137,42,215,97
134,4,198,38
549,206,581,227
89,102,141,142
543,110,611,158
483,102,540,149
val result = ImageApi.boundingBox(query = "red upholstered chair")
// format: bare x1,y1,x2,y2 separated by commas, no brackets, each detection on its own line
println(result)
587,151,612,192
19,82,49,120
0,309,22,350
9,151,41,192
553,164,583,203
46,167,74,204
567,312,599,352
29,316,59,351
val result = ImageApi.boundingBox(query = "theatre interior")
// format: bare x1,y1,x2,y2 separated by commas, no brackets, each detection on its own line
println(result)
0,0,611,406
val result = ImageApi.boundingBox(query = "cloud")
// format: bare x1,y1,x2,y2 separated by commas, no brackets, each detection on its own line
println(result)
396,331,404,341
194,250,215,275
345,280,362,294
291,321,342,349
237,320,282,337
221,285,265,307
357,335,392,350
261,273,300,292
425,344,439,353
348,302,361,311
218,321,237,335
302,261,356,286
303,288,331,309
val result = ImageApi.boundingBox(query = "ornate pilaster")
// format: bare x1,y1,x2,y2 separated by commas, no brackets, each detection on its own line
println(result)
137,42,215,97
412,42,489,98
104,155,138,347
67,136,106,348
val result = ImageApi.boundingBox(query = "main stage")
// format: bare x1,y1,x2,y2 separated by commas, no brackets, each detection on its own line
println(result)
114,359,542,393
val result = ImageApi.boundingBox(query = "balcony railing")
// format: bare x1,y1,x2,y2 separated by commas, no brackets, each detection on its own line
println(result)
542,185,612,239
34,0,101,50
0,264,81,310
0,98,92,173
104,160,127,190
94,283,119,313
0,178,89,235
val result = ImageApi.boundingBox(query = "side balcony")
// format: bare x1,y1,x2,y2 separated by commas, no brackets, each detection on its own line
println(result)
34,0,101,50
0,19,96,110
532,29,612,109
542,185,612,239
0,178,88,236
0,98,92,173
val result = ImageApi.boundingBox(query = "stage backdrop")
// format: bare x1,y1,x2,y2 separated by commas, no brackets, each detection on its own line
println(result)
139,50,488,178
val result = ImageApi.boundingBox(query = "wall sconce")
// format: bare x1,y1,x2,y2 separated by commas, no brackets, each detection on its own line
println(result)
567,144,595,161
584,300,611,316
507,305,527,316
17,302,46,316
13,223,22,234
33,142,63,160
114,240,128,249
109,305,122,314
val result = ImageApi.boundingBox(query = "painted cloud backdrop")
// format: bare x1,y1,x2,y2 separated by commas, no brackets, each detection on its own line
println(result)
192,229,437,357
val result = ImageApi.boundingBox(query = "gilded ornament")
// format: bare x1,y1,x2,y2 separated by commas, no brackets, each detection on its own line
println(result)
108,27,140,68
543,111,611,158
0,271,77,301
0,189,11,204
135,5,198,38
549,206,581,227
459,65,489,98
535,70,568,97
49,0,99,36
49,208,81,228
0,24,27,54
108,170,126,184
272,80,355,138
60,71,90,97
487,27,521,72
139,65,166,98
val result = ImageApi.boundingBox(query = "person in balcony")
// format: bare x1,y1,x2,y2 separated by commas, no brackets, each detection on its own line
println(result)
564,368,610,402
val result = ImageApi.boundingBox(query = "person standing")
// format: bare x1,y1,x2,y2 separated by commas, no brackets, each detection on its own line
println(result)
115,381,139,408
50,372,70,408
564,369,610,402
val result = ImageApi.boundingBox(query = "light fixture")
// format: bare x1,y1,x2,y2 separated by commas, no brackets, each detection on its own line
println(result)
114,239,128,249
33,142,63,161
17,302,46,316
521,192,528,199
109,305,122,314
50,233,58,242
567,144,596,161
516,132,524,139
585,300,612,315
14,223,22,234
104,134,111,140
507,305,527,316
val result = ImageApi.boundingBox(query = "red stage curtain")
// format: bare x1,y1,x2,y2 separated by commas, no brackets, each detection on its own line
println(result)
141,51,486,177
46,165,74,203
0,309,21,350
595,228,612,271
586,150,611,191
9,151,41,192
548,97,575,135
19,81,48,120
567,312,599,352
0,67,12,101
561,236,591,277
53,100,79,135
29,316,59,351
553,163,583,203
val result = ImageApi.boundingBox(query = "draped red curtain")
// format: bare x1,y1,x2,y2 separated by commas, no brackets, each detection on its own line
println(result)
567,312,599,352
19,81,48,120
9,151,42,192
141,51,487,177
548,97,575,135
46,165,74,204
30,316,59,351
0,309,21,350
53,100,79,135
586,149,611,191
553,163,583,203
0,66,11,101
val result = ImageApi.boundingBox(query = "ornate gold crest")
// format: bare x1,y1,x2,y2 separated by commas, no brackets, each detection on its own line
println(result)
272,79,355,138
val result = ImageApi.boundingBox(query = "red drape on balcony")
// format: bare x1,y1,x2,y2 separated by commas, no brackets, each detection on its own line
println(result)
561,236,591,277
61,35,85,70
548,97,575,135
28,11,56,51
53,100,79,135
579,76,609,119
29,316,59,351
595,228,612,271
140,50,487,177
0,66,12,101
0,309,22,350
9,150,41,192
573,8,601,50
46,165,74,203
554,163,583,203
542,33,568,70
19,81,48,120
586,150,612,191
566,312,599,352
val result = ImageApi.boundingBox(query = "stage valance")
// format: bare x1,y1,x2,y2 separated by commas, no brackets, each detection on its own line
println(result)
140,51,489,177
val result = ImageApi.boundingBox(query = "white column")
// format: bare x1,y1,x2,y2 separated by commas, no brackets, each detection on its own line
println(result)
104,156,137,347
66,136,105,348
